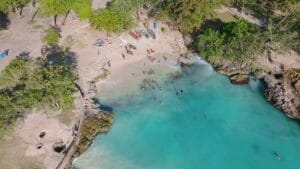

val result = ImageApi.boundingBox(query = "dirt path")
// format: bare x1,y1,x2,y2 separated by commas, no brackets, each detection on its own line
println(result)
217,6,267,27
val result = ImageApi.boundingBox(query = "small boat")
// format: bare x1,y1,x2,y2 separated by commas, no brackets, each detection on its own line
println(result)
147,29,156,39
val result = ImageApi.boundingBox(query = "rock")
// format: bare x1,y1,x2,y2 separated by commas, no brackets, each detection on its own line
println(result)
265,69,300,119
230,74,249,85
39,131,46,138
36,143,43,149
72,110,113,157
94,68,109,82
53,139,66,153
294,80,300,93
206,57,300,119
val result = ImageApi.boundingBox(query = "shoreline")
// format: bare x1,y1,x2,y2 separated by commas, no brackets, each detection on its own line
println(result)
0,5,299,169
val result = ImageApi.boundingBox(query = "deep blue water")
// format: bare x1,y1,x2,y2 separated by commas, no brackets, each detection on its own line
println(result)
73,61,300,169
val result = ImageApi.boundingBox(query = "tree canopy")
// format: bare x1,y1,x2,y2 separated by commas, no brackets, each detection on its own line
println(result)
0,0,30,13
70,0,93,20
90,9,123,33
156,0,223,33
197,20,266,62
0,55,77,137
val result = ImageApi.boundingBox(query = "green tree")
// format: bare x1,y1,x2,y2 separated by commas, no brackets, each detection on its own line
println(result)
90,9,122,33
0,0,29,15
197,20,266,62
71,0,93,20
39,0,72,25
0,0,10,13
0,55,77,137
0,57,29,88
197,29,225,61
157,0,223,33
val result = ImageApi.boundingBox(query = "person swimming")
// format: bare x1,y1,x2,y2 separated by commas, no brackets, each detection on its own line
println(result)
273,151,281,160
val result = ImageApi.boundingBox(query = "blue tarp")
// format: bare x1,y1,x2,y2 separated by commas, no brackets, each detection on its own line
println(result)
0,49,9,59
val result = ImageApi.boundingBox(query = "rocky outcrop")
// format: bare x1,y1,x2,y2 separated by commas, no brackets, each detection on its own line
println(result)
206,58,300,119
212,59,252,85
229,74,250,84
53,139,66,153
56,81,114,169
265,69,300,119
72,110,113,157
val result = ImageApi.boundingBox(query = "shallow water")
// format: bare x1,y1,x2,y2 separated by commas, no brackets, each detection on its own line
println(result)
73,61,300,169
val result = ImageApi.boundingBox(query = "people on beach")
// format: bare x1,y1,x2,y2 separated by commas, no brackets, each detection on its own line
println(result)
108,60,111,67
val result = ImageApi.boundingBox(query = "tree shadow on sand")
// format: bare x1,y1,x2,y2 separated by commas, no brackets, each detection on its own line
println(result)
45,46,78,69
0,11,10,30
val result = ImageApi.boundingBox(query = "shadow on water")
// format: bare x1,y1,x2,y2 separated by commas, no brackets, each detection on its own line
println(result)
92,97,114,112
255,77,268,93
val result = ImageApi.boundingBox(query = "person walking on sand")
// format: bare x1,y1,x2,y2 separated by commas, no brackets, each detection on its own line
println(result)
122,53,125,59
108,60,111,67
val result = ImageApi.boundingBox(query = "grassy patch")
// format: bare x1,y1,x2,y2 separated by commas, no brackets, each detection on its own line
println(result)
213,11,237,23
32,24,44,30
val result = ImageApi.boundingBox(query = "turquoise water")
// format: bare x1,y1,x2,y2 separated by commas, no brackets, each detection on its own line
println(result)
73,61,300,169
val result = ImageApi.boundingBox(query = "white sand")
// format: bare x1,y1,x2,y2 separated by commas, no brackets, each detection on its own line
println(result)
60,13,188,89
16,113,73,169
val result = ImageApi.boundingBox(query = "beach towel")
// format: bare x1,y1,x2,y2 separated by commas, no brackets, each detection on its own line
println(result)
0,49,9,59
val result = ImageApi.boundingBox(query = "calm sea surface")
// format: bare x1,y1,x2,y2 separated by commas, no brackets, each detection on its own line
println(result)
73,60,300,169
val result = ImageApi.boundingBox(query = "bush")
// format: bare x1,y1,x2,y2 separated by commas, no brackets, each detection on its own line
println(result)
42,27,60,46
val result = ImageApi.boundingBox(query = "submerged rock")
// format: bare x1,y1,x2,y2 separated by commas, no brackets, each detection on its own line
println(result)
229,74,249,85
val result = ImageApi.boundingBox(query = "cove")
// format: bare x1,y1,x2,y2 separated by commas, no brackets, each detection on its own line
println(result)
73,61,300,169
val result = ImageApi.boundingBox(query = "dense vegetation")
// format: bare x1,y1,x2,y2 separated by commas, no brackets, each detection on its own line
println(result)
0,0,30,14
154,0,224,33
197,0,300,62
197,20,266,62
0,55,77,137
232,0,299,16
89,0,139,33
